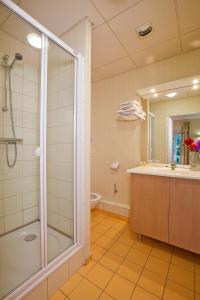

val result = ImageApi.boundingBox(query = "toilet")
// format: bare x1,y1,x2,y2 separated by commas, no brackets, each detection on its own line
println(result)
90,193,101,209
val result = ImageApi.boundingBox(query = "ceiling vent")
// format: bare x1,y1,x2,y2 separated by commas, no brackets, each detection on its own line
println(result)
136,23,153,38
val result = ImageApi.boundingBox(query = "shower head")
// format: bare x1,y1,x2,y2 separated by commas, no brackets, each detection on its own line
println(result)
10,53,23,68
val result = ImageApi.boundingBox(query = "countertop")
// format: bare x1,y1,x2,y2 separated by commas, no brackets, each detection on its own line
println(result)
127,165,200,180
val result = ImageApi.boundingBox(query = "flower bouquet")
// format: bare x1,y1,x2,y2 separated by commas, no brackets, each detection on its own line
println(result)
184,137,200,168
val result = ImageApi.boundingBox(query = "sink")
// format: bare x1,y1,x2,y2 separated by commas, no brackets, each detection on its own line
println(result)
127,164,200,180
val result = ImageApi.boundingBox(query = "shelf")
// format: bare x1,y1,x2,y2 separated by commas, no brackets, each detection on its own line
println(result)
0,137,23,144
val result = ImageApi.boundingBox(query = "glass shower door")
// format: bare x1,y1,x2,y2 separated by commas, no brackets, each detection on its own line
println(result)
0,3,42,298
46,39,76,262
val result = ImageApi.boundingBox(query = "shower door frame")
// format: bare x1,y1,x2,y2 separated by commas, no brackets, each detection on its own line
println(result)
0,1,84,299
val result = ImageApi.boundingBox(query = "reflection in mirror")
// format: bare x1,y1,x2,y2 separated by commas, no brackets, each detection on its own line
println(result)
139,76,200,165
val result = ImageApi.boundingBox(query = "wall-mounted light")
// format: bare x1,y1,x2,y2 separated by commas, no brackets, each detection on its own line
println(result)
27,33,42,49
150,88,155,93
166,92,177,98
153,93,158,97
193,79,199,85
192,84,199,90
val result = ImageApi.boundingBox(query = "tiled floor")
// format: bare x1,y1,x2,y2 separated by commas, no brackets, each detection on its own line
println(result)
50,210,200,300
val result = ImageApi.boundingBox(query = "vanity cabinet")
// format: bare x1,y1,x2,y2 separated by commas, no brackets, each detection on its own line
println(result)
131,174,169,243
169,178,200,254
131,174,200,254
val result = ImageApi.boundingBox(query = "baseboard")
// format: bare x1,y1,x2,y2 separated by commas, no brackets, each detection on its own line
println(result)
97,199,130,218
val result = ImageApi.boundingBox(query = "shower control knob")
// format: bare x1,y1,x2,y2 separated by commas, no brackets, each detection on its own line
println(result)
35,147,41,157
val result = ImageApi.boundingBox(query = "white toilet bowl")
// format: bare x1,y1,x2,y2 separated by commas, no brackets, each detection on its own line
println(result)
90,193,101,209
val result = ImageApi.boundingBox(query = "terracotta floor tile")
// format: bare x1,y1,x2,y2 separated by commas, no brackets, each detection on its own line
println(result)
163,280,194,300
105,274,135,300
151,246,172,263
117,259,143,283
91,231,102,243
195,293,200,300
132,241,152,254
145,256,169,277
171,249,194,272
100,219,115,228
117,231,137,247
49,290,66,300
109,241,130,257
78,260,96,276
99,251,123,271
99,292,114,300
138,269,166,298
60,273,83,296
95,236,115,249
85,263,113,289
195,274,200,293
105,227,124,239
126,248,149,267
131,286,160,300
195,263,200,276
93,224,108,234
168,264,194,290
68,279,101,300
91,244,107,261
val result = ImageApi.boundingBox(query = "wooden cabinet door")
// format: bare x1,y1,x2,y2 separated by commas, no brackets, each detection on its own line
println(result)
131,174,170,243
169,178,200,254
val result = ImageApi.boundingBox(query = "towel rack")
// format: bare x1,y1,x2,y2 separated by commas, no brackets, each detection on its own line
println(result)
0,137,23,144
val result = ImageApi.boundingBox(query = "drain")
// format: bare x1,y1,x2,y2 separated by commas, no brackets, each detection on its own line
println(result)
24,234,37,241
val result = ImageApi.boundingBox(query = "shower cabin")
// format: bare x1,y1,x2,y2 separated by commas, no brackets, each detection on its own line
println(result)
0,1,83,299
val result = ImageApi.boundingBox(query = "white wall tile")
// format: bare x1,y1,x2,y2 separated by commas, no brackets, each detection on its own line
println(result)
23,191,39,210
5,211,23,231
4,195,22,215
23,206,38,224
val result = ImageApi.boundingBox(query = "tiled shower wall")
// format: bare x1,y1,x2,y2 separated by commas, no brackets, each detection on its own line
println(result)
0,30,40,234
47,49,74,238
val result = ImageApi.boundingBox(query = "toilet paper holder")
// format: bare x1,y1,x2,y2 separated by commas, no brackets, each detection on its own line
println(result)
110,161,120,170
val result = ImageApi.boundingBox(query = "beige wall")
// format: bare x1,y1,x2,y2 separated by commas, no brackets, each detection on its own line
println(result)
150,95,200,163
92,48,200,208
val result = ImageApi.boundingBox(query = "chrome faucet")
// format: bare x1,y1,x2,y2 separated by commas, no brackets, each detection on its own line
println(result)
171,161,176,170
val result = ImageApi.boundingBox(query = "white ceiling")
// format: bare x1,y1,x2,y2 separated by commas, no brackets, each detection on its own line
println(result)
1,0,200,81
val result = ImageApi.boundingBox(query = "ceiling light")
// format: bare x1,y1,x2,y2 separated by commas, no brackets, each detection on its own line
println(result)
27,33,42,49
193,84,199,90
150,88,155,93
193,79,199,85
153,93,158,97
166,92,177,98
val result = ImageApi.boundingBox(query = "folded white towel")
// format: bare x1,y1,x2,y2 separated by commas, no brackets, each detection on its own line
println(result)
120,100,140,106
118,107,143,114
117,110,145,120
117,115,139,121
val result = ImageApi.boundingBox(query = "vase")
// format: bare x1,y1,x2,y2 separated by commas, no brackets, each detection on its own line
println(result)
190,151,200,169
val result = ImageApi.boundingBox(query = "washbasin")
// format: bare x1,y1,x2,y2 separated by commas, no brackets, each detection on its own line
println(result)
127,164,200,180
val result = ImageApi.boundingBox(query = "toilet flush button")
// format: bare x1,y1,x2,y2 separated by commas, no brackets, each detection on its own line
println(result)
35,147,40,157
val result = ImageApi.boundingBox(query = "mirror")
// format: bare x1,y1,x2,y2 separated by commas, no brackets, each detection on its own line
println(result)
138,76,200,165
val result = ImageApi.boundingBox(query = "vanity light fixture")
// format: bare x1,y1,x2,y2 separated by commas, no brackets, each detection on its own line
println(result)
193,79,199,85
166,92,177,98
193,84,199,90
27,33,42,49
